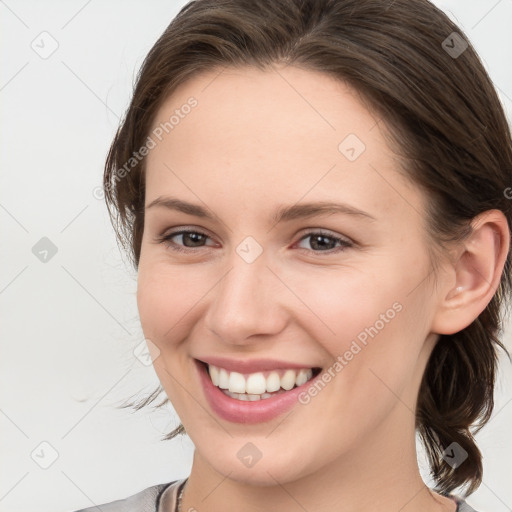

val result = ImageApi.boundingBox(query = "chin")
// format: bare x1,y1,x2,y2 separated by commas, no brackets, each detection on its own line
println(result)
194,440,318,487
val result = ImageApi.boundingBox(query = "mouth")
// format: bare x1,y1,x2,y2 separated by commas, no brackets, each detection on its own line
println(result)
202,360,321,400
194,358,323,423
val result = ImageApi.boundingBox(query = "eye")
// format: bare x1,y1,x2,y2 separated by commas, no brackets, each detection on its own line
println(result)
156,229,216,253
294,230,353,254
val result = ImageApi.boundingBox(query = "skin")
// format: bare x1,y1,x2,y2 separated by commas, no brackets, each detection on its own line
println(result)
136,64,509,512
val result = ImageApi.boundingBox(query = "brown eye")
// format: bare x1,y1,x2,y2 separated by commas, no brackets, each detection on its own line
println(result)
157,229,215,253
296,231,353,253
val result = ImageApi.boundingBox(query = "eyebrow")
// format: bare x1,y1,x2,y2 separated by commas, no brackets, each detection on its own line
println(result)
145,196,376,224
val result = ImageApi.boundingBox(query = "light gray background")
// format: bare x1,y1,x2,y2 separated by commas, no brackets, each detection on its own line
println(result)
0,1,511,511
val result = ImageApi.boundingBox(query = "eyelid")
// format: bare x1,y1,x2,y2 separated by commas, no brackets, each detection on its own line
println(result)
298,228,353,243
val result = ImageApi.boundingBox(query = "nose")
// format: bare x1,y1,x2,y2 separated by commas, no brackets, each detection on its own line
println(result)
203,249,289,346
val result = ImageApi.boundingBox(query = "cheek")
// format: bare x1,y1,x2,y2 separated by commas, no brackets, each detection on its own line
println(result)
136,264,200,403
136,262,206,341
287,266,406,355
294,266,428,402
136,274,170,340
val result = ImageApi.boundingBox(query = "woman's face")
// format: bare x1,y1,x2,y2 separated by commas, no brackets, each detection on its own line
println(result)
137,65,447,484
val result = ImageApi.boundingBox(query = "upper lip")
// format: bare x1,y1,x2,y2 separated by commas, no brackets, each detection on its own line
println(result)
196,356,319,374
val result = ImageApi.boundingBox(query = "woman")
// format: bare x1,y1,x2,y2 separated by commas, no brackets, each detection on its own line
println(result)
73,0,511,510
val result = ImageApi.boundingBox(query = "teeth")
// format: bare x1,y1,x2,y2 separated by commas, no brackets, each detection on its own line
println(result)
218,368,229,389
266,371,280,392
246,372,267,394
207,364,315,396
209,365,219,386
296,369,309,386
223,390,286,400
228,372,246,394
281,369,296,390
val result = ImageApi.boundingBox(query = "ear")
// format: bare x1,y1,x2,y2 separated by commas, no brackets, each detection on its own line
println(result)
431,209,510,335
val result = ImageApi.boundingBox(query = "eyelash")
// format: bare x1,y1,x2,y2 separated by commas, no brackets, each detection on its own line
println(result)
155,228,353,255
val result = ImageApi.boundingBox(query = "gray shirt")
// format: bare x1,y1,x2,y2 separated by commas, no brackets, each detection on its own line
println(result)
71,479,480,512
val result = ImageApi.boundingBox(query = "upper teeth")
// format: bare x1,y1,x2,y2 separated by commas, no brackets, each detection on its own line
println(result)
208,364,314,394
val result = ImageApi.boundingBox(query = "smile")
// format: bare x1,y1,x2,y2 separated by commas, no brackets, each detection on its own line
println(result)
195,359,323,423
207,364,317,400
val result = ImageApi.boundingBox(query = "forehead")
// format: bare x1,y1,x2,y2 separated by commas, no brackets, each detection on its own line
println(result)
145,65,425,226
149,65,378,161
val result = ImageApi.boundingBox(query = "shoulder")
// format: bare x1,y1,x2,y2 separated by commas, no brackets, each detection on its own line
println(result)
69,481,176,512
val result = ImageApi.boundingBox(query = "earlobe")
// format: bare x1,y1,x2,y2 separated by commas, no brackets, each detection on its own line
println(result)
431,210,510,335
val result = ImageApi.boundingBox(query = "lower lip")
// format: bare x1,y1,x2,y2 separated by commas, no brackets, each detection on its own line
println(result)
195,359,321,424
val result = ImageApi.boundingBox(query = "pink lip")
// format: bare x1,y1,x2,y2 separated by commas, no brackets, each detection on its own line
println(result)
196,355,315,374
195,359,322,424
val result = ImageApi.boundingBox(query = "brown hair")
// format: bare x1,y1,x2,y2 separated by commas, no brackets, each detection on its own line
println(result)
107,0,512,497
